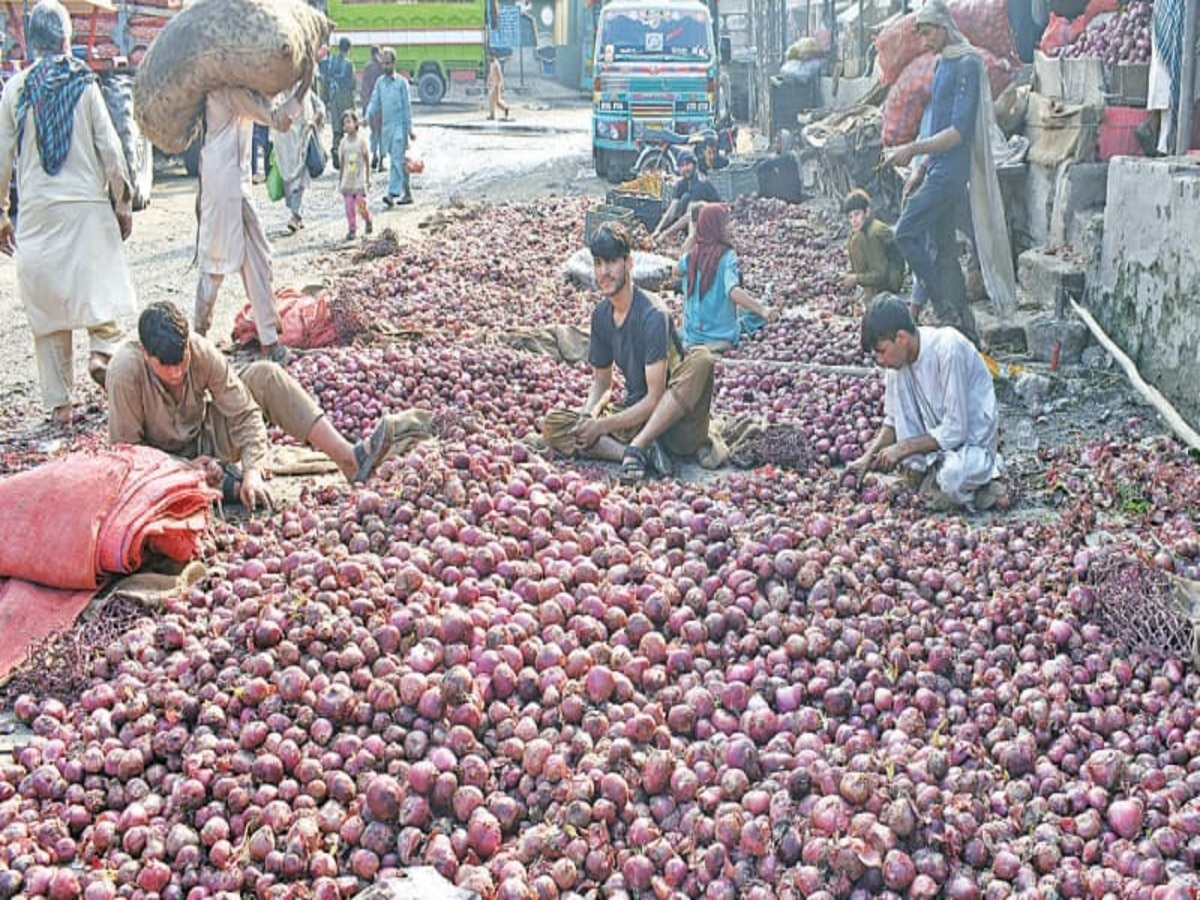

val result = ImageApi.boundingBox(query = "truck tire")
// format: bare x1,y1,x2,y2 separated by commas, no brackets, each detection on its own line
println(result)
100,72,154,211
594,148,609,179
417,72,446,105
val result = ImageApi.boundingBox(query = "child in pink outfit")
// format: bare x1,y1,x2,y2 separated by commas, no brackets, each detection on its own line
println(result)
338,111,374,240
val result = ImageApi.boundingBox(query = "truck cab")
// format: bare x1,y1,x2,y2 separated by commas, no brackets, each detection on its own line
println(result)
591,0,719,181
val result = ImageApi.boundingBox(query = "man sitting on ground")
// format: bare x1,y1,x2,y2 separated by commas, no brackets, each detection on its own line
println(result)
542,222,717,484
650,149,721,244
107,302,419,510
848,293,1003,511
841,188,907,303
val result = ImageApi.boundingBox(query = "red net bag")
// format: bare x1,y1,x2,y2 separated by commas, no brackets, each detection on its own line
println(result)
882,54,936,146
875,13,923,86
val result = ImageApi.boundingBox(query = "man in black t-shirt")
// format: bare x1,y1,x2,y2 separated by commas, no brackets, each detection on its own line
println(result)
650,149,721,243
541,223,717,484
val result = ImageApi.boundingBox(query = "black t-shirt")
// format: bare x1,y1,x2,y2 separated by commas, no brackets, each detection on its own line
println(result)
671,172,722,205
588,287,683,407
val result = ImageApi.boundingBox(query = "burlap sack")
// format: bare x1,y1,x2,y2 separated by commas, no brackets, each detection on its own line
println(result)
134,0,331,153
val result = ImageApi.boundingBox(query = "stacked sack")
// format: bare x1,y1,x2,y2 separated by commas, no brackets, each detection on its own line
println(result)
134,0,331,153
877,0,1021,146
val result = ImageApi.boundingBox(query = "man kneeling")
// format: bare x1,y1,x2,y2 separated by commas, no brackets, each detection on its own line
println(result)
107,301,418,510
542,222,715,485
849,294,1003,510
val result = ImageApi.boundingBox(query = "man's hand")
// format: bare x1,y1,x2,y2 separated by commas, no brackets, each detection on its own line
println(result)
884,142,918,169
117,212,132,241
239,468,272,511
876,444,909,471
190,456,224,488
847,449,877,475
573,415,605,449
766,307,781,324
0,217,13,256
901,168,926,206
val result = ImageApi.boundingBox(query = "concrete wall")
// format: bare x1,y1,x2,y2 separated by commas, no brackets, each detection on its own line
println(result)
1095,157,1200,424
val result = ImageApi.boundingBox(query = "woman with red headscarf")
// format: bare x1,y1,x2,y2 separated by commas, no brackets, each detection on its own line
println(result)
676,203,778,352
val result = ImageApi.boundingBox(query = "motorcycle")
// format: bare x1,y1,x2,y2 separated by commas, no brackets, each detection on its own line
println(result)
633,124,738,176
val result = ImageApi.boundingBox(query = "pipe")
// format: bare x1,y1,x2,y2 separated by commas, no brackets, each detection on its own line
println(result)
1177,0,1198,155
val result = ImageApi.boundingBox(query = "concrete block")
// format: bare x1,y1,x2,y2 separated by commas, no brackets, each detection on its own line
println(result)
1025,314,1091,365
981,323,1028,353
1049,162,1109,244
1024,163,1057,247
1018,247,1086,314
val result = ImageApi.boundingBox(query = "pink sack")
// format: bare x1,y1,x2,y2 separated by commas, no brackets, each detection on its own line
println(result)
233,286,338,349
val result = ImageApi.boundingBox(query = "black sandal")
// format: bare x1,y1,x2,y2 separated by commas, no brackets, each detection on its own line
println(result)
618,445,650,485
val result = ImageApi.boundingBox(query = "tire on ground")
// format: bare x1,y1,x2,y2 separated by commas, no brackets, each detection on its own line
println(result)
101,72,154,211
417,71,445,105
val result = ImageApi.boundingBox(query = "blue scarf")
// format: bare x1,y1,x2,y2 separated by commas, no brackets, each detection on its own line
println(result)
17,55,96,176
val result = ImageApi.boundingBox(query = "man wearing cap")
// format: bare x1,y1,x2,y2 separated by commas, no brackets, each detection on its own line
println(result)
365,47,416,207
650,149,721,243
541,222,718,484
881,0,1015,346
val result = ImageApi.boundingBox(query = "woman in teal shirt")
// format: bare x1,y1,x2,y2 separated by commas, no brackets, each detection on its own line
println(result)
676,203,777,351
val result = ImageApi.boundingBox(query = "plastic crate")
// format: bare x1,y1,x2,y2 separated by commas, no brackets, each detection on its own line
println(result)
708,161,759,200
584,204,636,242
1098,105,1151,161
605,189,665,232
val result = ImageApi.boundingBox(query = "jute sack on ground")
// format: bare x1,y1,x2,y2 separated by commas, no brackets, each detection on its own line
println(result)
134,0,331,153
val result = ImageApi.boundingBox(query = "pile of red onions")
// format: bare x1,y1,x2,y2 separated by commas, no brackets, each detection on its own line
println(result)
1055,1,1152,65
2,196,1200,900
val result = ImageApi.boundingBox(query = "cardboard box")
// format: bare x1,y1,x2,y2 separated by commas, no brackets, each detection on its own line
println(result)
1026,92,1100,167
1033,51,1107,108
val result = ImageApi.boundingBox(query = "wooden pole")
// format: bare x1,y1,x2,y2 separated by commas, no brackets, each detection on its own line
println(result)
1069,298,1200,452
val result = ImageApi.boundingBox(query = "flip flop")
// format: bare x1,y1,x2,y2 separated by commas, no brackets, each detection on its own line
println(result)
352,415,398,483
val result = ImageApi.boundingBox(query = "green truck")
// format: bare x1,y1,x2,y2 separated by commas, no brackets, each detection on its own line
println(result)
326,0,488,105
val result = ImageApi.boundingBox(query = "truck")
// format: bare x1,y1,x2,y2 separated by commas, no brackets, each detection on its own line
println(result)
325,0,487,105
1,0,180,207
590,0,730,181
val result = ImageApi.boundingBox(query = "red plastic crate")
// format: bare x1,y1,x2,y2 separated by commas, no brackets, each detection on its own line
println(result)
1098,105,1151,162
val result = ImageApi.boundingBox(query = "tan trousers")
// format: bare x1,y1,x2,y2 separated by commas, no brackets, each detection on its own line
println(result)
35,321,123,411
200,361,323,464
488,86,509,118
543,347,716,458
195,203,280,346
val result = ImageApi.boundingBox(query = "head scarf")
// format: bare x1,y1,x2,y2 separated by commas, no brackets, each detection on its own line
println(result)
18,1,94,177
687,203,733,301
913,0,971,56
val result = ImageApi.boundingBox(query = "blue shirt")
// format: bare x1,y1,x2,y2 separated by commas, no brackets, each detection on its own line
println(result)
679,250,743,349
926,52,980,186
366,73,413,145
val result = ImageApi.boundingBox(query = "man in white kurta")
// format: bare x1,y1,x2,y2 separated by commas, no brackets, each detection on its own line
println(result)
850,294,1003,510
0,0,135,424
195,87,300,358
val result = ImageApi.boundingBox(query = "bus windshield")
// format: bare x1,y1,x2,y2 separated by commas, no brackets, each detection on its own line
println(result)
597,8,712,62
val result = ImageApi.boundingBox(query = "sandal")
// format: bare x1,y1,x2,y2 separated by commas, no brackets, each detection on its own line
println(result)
352,415,399,483
51,404,74,427
88,352,110,391
618,445,650,485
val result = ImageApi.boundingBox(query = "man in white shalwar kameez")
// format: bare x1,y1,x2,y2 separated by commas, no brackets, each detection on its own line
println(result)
0,0,135,426
195,86,302,362
850,294,1004,511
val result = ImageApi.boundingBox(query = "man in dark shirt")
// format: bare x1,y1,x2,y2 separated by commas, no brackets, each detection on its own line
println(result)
541,223,717,483
883,0,982,346
651,149,722,243
360,47,385,171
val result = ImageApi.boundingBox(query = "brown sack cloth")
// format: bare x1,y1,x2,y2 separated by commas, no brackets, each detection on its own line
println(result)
134,0,331,153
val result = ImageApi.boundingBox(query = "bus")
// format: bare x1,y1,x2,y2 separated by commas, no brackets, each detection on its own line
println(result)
591,0,719,180
326,0,487,105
